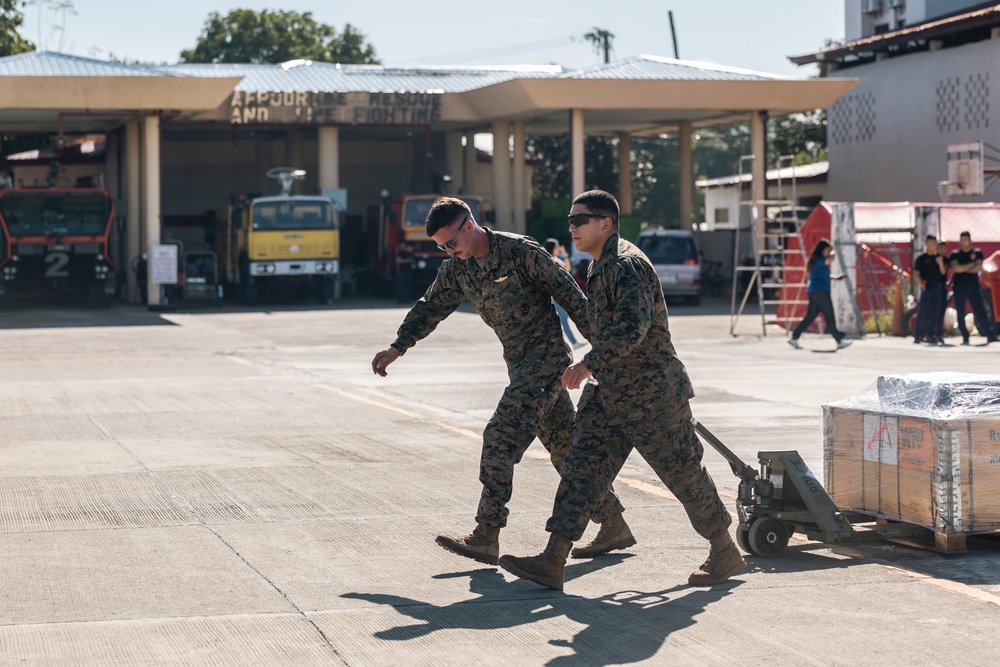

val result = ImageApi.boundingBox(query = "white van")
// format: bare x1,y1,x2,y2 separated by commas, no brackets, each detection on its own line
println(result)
635,229,701,305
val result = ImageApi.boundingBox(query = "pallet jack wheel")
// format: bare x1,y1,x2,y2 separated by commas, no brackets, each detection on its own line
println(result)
748,517,789,557
735,525,752,555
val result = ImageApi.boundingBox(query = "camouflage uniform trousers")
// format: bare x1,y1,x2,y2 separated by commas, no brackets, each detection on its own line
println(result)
545,387,731,542
477,374,626,529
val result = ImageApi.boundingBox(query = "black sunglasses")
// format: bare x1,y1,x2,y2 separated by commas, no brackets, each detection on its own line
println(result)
567,213,610,228
436,217,468,251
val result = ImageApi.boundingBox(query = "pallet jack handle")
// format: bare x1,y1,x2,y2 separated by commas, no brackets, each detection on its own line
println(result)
691,418,759,485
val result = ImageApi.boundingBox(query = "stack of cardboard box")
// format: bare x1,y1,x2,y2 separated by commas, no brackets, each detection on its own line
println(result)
824,373,1000,539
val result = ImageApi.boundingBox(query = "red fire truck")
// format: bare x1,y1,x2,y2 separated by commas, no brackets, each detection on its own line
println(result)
0,188,117,307
371,193,484,296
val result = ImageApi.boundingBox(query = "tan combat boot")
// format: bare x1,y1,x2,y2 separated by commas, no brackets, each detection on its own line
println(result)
435,524,500,565
687,533,746,586
571,513,637,558
498,534,573,590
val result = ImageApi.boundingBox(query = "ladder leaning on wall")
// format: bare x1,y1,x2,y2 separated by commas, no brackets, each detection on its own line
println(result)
729,155,812,337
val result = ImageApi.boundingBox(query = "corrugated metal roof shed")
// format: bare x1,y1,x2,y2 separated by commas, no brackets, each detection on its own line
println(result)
696,161,829,188
167,61,563,93
0,51,800,92
0,51,177,77
564,55,792,81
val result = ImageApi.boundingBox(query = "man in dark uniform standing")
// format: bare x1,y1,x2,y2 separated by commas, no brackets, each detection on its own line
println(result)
935,240,951,343
499,190,741,590
372,197,632,566
949,231,997,345
913,235,946,345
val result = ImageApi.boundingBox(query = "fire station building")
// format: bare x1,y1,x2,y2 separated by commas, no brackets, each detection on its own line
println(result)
0,50,858,305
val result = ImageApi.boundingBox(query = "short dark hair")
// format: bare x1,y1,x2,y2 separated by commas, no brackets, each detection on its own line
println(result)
543,238,558,255
572,190,619,225
925,234,937,241
960,230,972,239
426,197,471,236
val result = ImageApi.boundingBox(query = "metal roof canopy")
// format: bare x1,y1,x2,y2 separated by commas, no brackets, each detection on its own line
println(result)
0,51,859,139
790,3,1000,66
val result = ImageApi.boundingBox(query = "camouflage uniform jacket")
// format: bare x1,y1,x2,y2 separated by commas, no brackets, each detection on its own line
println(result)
581,234,694,419
392,228,592,384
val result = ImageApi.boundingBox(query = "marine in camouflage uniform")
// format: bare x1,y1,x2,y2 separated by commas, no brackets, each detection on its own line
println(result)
499,190,743,589
545,232,731,543
372,197,627,566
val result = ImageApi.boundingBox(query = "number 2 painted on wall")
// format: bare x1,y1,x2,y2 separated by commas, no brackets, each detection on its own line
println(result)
44,252,70,278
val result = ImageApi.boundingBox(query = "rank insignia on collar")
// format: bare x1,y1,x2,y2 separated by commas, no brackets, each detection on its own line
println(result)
494,276,508,283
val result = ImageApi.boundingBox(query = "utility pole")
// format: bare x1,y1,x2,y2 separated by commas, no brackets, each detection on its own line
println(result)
668,10,680,59
584,27,615,64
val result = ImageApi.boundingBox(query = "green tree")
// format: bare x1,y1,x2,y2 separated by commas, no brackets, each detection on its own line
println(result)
526,135,571,200
632,136,679,228
180,9,379,65
0,0,34,56
0,1,35,156
769,110,827,166
526,135,618,202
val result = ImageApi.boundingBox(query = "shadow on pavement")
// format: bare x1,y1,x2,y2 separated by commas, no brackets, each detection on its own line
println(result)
753,533,1000,588
743,545,863,576
0,295,410,329
0,293,740,331
343,567,741,666
0,303,178,329
834,533,1000,587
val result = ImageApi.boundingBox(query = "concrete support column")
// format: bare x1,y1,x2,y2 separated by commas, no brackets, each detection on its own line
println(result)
617,132,633,216
491,120,511,231
750,110,767,251
570,109,585,197
125,120,141,304
287,131,303,193
103,131,121,300
512,120,527,235
317,126,339,191
463,132,478,197
104,131,120,199
678,121,694,231
141,115,161,306
445,131,464,194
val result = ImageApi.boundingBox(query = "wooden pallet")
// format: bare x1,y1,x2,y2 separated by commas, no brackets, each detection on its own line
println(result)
875,518,968,554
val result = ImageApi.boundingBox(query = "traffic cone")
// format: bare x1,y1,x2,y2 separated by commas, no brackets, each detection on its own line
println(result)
891,280,905,336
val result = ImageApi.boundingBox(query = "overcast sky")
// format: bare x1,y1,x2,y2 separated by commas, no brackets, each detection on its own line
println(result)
30,0,844,77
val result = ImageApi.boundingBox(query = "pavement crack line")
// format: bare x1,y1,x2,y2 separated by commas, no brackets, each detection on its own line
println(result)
72,408,353,665
34,354,350,663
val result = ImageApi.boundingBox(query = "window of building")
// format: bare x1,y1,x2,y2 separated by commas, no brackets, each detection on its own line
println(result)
714,207,730,224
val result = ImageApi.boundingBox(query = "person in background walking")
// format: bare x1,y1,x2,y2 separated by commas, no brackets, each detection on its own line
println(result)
788,239,851,350
912,235,947,345
949,231,998,345
544,238,584,348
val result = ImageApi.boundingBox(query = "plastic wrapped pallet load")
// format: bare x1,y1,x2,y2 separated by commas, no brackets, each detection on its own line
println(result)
823,372,1000,551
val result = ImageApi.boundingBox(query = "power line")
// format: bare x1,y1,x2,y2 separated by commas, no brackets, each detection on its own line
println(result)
391,36,577,66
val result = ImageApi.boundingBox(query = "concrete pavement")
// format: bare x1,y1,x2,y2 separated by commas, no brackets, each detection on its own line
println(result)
1,297,999,665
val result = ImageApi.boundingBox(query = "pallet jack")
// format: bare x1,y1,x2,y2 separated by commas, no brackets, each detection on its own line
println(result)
693,418,930,556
